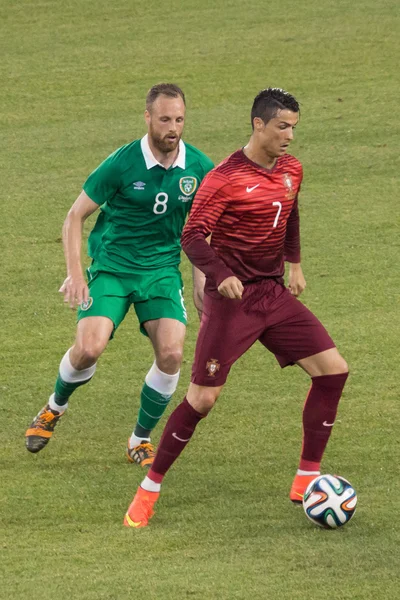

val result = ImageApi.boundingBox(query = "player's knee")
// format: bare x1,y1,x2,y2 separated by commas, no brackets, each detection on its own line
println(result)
74,338,106,367
188,388,220,415
306,349,349,377
329,355,349,375
156,347,183,373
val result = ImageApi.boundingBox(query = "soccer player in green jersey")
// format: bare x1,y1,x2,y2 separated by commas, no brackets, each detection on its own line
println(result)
25,83,214,467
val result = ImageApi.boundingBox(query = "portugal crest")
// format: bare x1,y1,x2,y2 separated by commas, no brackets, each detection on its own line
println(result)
179,176,198,196
206,358,220,377
283,173,296,200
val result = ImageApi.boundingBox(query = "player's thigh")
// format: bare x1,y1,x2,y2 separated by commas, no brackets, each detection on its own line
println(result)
297,347,348,377
144,318,186,363
74,316,115,359
259,292,336,367
191,293,265,387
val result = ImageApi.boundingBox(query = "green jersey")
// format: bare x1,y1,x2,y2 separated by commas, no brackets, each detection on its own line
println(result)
83,135,214,273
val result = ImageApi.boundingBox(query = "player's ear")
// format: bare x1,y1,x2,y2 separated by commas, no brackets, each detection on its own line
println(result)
144,109,151,125
253,117,265,132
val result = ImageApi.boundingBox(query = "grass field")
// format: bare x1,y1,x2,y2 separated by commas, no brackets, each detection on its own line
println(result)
1,0,399,598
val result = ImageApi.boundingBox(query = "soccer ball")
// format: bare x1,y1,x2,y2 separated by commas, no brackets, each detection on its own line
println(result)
302,474,357,529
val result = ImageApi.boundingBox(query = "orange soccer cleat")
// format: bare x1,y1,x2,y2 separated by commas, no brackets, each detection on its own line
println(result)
290,473,320,503
126,439,155,468
123,486,160,528
25,404,65,453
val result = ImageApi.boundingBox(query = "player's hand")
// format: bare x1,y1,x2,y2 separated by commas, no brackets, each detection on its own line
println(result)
59,273,89,309
288,263,306,297
217,276,244,299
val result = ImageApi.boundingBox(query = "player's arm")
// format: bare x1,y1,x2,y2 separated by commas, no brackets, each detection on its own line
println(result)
192,266,205,318
60,150,120,307
59,191,99,308
191,235,211,318
181,172,243,300
284,193,306,297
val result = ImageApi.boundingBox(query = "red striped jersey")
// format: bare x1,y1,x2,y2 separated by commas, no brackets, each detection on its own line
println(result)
181,149,303,294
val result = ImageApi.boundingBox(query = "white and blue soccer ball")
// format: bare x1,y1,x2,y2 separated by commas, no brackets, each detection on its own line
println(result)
302,474,357,529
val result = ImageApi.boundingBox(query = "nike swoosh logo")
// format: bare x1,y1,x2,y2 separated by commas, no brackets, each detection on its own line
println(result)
172,432,191,442
323,421,335,427
246,184,260,193
124,513,142,528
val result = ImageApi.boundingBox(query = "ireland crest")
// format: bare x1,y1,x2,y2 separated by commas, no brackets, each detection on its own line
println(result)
179,176,198,196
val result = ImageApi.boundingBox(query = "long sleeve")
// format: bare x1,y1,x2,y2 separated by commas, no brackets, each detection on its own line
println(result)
284,194,301,263
181,171,236,287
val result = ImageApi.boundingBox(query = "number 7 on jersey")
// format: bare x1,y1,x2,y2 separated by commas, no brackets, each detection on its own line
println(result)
272,201,282,228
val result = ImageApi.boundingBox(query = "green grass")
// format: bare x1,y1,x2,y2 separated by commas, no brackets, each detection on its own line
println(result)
1,0,399,598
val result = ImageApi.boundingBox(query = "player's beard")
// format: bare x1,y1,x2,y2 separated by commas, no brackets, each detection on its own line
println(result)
149,127,181,154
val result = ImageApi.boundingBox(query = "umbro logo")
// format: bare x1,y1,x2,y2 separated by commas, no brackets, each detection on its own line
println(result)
133,181,146,190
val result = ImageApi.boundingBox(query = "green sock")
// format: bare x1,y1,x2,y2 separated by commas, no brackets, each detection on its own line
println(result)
134,382,172,438
54,374,92,406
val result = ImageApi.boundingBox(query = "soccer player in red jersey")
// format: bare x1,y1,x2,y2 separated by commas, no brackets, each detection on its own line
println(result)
124,88,349,528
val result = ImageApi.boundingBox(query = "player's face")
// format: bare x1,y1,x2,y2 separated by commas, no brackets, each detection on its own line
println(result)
256,109,299,159
145,95,185,154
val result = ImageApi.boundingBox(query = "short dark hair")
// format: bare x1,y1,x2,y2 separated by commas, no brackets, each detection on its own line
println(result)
146,83,186,110
251,88,300,129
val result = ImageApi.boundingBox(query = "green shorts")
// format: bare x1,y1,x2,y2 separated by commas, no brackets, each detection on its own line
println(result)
77,264,187,337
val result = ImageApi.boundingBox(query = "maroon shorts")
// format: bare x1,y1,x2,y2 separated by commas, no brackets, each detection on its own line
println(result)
191,279,335,387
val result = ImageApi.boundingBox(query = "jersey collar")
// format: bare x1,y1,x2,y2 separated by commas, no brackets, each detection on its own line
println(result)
141,134,186,170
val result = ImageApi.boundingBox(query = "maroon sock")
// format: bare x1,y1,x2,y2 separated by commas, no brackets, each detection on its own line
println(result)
148,397,205,483
299,372,348,470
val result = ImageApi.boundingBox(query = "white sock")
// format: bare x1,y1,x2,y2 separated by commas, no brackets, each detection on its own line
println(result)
59,348,97,383
297,469,320,476
145,361,180,396
48,393,67,412
141,476,161,493
129,433,151,448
